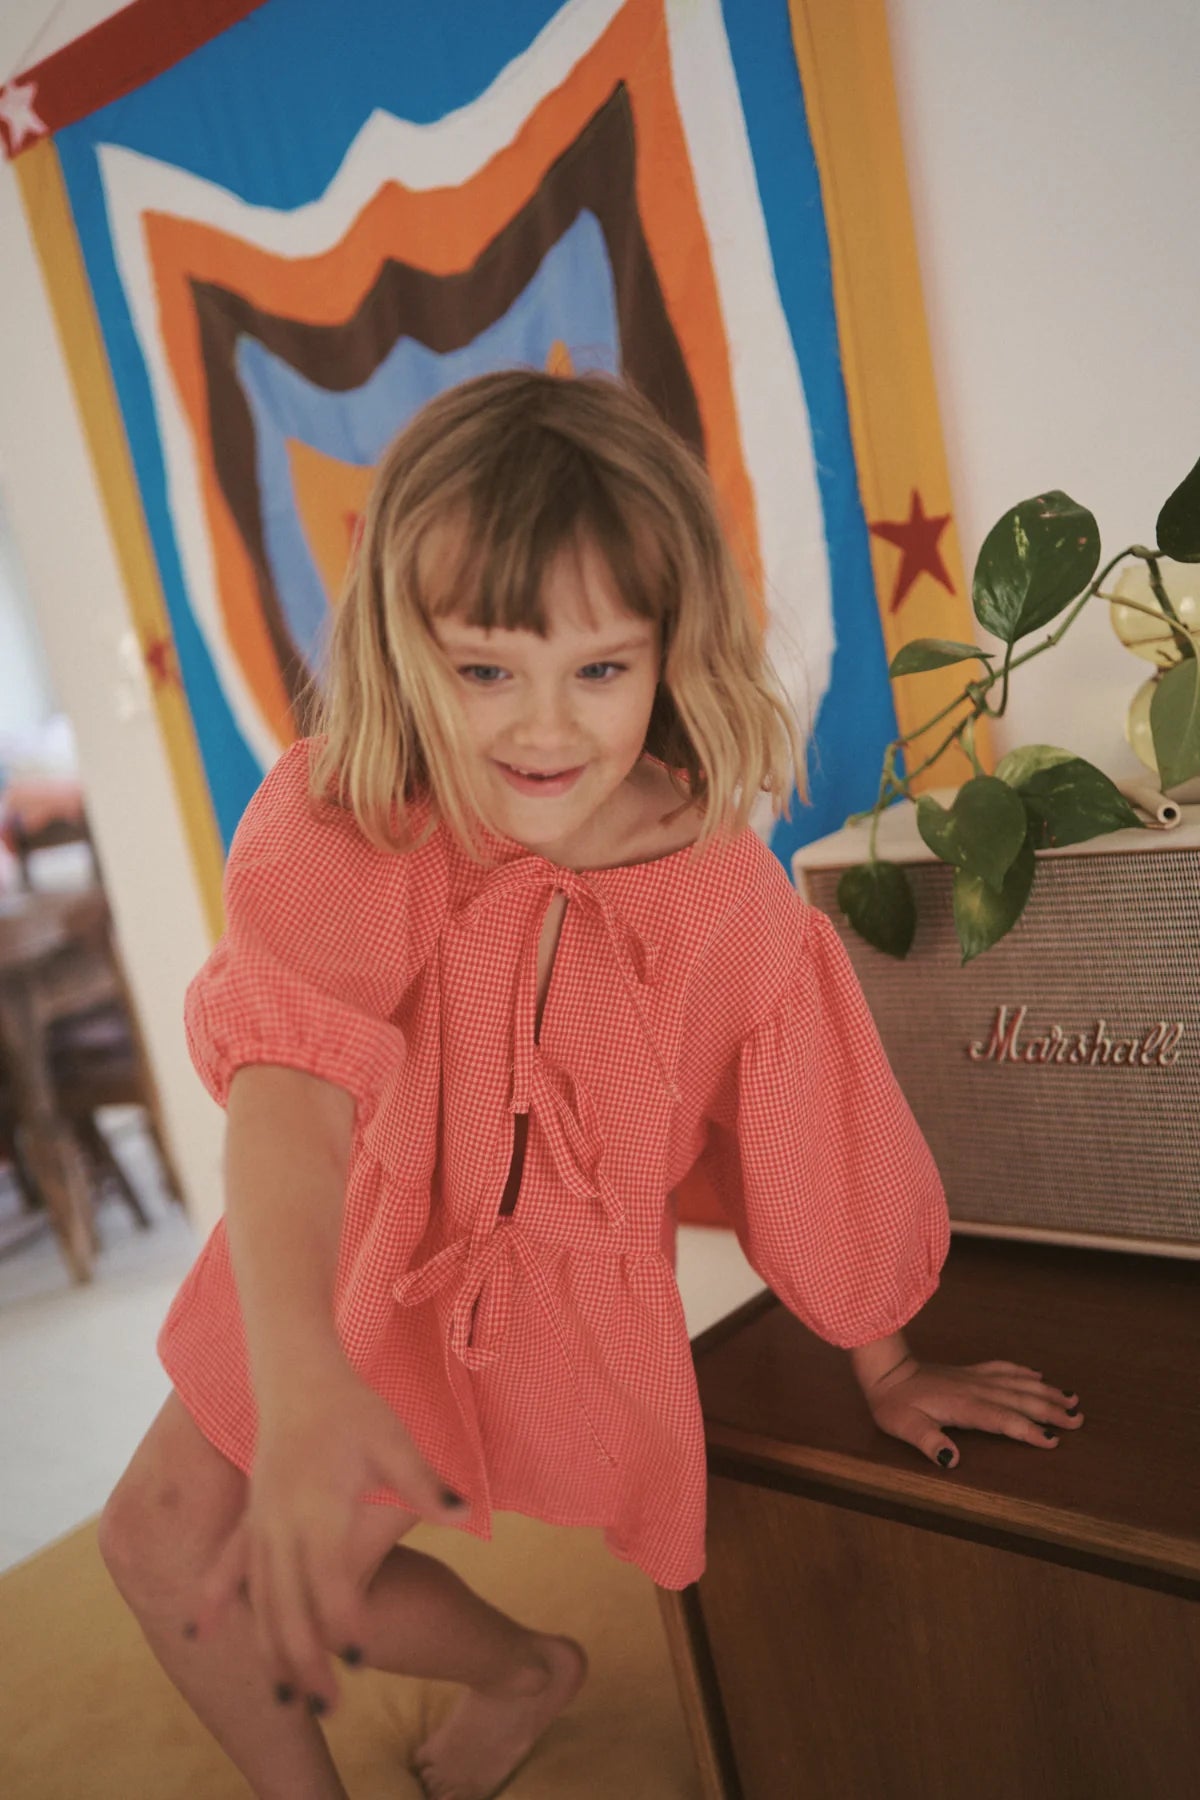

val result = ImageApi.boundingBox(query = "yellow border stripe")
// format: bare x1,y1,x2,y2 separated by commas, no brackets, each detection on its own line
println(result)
14,139,227,939
786,0,990,787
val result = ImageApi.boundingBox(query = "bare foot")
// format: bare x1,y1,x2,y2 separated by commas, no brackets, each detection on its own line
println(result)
413,1633,587,1800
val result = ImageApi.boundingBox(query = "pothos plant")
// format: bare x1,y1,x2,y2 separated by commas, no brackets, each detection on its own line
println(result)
838,453,1200,964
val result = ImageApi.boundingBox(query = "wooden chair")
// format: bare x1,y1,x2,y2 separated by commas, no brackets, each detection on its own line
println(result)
0,1057,52,1260
10,812,184,1230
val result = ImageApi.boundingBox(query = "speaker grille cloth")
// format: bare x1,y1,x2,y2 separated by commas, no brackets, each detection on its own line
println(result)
803,849,1200,1249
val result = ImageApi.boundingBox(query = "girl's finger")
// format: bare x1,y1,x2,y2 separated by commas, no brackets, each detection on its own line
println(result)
929,1431,958,1470
967,1361,1044,1380
375,1432,469,1526
272,1534,339,1713
948,1395,1063,1448
978,1374,1077,1403
307,1551,370,1674
247,1532,294,1705
190,1518,249,1641
982,1383,1084,1429
875,1403,958,1470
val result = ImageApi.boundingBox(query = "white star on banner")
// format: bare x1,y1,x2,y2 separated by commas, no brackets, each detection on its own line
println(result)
0,79,48,156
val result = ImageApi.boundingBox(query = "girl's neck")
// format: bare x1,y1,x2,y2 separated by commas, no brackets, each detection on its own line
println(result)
519,755,703,873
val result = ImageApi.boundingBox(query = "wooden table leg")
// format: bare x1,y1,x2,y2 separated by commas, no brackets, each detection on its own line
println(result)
0,981,95,1283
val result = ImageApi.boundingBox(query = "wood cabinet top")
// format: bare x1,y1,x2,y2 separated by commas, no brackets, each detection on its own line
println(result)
693,1236,1200,1581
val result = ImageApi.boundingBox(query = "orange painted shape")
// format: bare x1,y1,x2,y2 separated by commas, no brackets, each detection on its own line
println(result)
286,440,374,607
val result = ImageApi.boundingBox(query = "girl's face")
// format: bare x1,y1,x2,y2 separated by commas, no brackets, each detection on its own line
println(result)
432,536,661,866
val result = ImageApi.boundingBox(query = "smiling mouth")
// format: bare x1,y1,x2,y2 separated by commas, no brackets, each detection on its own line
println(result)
499,763,581,780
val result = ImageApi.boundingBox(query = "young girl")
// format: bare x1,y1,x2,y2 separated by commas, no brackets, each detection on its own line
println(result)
101,370,1083,1800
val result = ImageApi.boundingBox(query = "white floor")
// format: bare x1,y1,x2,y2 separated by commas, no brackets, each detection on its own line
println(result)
0,1115,764,1574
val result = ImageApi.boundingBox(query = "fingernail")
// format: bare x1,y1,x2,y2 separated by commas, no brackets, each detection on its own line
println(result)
306,1694,328,1717
937,1447,954,1467
274,1683,295,1706
1066,1403,1080,1417
1042,1427,1058,1440
441,1487,467,1510
340,1644,363,1667
181,1622,198,1640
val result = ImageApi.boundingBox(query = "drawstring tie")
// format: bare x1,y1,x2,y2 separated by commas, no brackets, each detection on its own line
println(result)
392,855,680,1469
453,859,681,1227
393,1224,615,1465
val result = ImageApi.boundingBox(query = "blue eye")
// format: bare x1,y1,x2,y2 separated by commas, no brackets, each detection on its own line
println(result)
458,662,626,684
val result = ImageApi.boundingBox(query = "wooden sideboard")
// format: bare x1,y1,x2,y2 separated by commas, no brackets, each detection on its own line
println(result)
659,1237,1199,1800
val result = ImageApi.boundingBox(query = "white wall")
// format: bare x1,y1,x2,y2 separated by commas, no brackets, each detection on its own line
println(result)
0,493,57,734
884,0,1200,776
0,2,224,1233
0,0,1195,1234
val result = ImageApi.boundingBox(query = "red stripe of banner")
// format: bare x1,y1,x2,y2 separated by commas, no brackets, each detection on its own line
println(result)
0,0,268,158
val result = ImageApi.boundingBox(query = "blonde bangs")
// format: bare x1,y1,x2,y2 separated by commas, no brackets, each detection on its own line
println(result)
302,371,807,862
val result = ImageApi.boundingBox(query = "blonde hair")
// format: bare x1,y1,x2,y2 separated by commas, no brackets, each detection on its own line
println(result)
302,369,806,862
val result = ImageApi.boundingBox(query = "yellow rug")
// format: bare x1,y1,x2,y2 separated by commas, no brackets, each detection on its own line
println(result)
0,1512,700,1798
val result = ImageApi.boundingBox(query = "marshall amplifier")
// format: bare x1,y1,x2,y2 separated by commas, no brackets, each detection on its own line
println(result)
792,802,1200,1258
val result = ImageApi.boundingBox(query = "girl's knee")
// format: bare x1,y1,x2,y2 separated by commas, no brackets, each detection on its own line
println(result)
98,1396,244,1598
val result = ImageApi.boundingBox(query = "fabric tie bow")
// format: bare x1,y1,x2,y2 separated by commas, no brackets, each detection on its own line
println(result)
393,1223,615,1465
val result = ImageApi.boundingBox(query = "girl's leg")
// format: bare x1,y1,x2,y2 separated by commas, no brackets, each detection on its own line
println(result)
100,1392,357,1800
362,1549,587,1799
100,1393,585,1800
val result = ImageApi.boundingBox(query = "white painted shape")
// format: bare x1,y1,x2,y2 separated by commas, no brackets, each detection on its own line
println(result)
665,0,832,742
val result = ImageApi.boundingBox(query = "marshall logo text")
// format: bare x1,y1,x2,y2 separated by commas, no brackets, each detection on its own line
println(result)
968,1005,1184,1068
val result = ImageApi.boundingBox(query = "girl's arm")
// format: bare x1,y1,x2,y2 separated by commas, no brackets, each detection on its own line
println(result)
848,1331,913,1393
223,1064,353,1404
192,1064,466,1711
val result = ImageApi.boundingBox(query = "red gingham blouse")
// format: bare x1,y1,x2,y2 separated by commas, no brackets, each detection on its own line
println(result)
159,739,948,1589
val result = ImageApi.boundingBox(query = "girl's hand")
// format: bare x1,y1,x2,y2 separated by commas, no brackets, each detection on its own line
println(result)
861,1357,1084,1469
187,1358,467,1711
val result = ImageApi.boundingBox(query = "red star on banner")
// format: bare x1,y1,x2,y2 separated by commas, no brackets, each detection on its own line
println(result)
144,634,180,690
869,490,955,614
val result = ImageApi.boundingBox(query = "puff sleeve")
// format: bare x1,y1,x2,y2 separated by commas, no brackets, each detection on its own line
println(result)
701,903,949,1347
184,742,411,1118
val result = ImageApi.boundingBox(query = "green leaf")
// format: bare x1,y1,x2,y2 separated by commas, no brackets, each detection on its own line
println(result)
888,638,993,678
1156,452,1200,562
994,743,1076,788
953,838,1036,964
837,861,916,959
972,492,1101,644
1150,658,1200,789
1016,757,1143,848
916,776,1028,893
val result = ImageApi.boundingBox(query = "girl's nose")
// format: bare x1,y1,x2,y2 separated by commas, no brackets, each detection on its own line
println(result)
516,690,575,740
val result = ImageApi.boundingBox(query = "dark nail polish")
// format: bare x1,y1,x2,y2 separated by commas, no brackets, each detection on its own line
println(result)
1066,1403,1080,1417
181,1622,198,1640
340,1644,363,1667
306,1694,328,1717
274,1683,295,1706
1042,1427,1058,1440
441,1487,467,1510
937,1447,954,1467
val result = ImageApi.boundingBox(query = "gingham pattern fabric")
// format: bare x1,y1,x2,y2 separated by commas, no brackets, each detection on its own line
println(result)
159,740,949,1589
